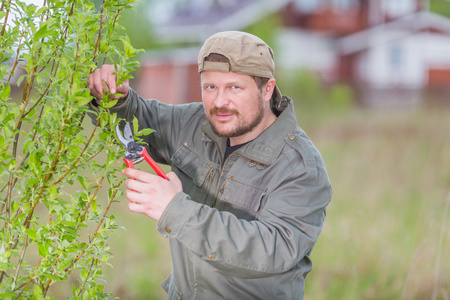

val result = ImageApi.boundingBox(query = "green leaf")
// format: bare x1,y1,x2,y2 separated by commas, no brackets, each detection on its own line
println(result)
69,145,82,159
33,284,44,300
100,113,109,128
109,113,117,126
107,151,115,165
77,176,88,190
29,152,41,176
42,274,60,281
77,96,94,107
25,228,37,240
132,116,139,136
99,131,111,140
91,200,97,212
16,74,26,87
58,260,71,271
136,128,154,136
38,242,49,257
34,6,47,18
23,139,36,155
25,4,37,17
33,22,57,42
1,84,11,99
102,99,118,109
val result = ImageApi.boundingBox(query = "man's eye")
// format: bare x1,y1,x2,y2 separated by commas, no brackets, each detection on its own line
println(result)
231,85,240,90
205,85,215,90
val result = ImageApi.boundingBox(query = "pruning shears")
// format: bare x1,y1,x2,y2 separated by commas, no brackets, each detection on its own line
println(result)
115,122,168,180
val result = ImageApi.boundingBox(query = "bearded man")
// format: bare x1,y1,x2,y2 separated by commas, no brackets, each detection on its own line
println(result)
88,31,332,299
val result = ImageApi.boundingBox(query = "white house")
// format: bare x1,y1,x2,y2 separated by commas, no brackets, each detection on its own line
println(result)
137,0,450,106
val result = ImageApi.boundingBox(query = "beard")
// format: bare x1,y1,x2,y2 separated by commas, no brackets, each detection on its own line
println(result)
208,101,265,138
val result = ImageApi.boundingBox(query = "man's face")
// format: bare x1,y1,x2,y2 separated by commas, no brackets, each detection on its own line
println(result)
201,71,267,143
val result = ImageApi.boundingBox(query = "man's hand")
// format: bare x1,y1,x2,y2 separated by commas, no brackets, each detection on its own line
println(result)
87,64,129,104
122,169,183,221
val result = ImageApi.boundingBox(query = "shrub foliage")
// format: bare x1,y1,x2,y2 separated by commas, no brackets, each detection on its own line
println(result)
0,0,140,298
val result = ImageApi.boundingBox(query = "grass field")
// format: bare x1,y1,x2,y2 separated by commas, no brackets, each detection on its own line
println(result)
101,101,450,299
301,104,450,300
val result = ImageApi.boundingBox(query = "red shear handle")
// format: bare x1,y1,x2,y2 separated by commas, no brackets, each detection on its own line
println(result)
123,158,137,200
123,158,134,169
141,147,169,180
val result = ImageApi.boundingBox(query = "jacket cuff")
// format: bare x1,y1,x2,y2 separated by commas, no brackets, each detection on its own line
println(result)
88,91,130,109
156,192,197,238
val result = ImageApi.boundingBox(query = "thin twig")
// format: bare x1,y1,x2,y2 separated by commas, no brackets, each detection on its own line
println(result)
79,176,105,223
431,191,450,300
77,258,98,297
13,235,29,287
14,258,43,299
0,0,12,40
92,0,106,63
52,114,101,185
400,240,426,300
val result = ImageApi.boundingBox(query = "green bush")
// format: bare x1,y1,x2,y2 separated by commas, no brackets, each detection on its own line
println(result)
278,68,354,111
0,0,140,298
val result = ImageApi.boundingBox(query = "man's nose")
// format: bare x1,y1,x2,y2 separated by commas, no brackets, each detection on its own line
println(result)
214,89,230,108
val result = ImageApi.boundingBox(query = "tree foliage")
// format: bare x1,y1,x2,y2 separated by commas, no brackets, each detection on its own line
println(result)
0,0,140,298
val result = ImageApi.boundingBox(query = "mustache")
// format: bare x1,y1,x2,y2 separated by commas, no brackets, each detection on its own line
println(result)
210,107,239,115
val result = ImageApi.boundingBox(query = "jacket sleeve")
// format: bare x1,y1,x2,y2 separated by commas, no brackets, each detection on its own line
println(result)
157,163,332,278
89,88,204,164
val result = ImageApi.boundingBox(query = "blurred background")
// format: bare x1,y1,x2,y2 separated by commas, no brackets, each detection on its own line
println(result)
100,1,450,299
14,0,450,299
100,0,450,299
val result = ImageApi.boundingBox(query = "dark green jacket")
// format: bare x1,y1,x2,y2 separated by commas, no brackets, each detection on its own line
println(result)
103,88,332,299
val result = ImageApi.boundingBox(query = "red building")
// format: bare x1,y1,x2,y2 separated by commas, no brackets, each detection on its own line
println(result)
134,0,450,106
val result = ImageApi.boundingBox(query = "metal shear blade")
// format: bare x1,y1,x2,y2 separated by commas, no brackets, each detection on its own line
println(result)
115,122,134,146
115,122,169,180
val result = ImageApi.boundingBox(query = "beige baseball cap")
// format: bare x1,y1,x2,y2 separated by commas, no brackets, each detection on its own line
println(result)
198,31,285,111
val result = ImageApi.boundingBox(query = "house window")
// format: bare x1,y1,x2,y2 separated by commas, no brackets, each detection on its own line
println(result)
331,0,359,11
293,0,322,13
390,44,403,72
383,0,416,18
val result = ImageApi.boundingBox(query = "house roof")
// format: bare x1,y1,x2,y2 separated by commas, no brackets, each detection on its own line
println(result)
337,11,450,55
155,0,289,43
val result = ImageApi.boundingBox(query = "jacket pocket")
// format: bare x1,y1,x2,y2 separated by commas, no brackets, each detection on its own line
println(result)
172,145,211,186
219,178,267,220
163,272,182,300
171,144,214,204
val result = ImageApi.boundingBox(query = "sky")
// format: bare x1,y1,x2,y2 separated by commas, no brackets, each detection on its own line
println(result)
4,0,44,26
23,0,44,5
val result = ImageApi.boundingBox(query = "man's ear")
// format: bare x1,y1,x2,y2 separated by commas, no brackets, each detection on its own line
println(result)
264,78,276,103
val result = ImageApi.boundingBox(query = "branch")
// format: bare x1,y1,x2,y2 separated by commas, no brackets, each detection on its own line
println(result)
0,0,12,40
92,0,106,63
14,258,43,300
13,235,29,287
52,113,102,185
79,175,105,223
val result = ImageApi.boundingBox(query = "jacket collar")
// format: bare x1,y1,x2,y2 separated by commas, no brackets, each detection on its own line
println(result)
202,97,297,165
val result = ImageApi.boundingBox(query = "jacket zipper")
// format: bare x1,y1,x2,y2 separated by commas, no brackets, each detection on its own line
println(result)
200,169,214,204
201,128,225,208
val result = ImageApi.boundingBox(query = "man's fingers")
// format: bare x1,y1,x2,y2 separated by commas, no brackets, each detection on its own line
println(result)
88,72,100,99
106,67,117,95
124,188,142,203
88,64,126,100
116,79,130,98
124,178,141,192
92,69,107,98
128,200,146,213
122,168,157,183
166,172,179,182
